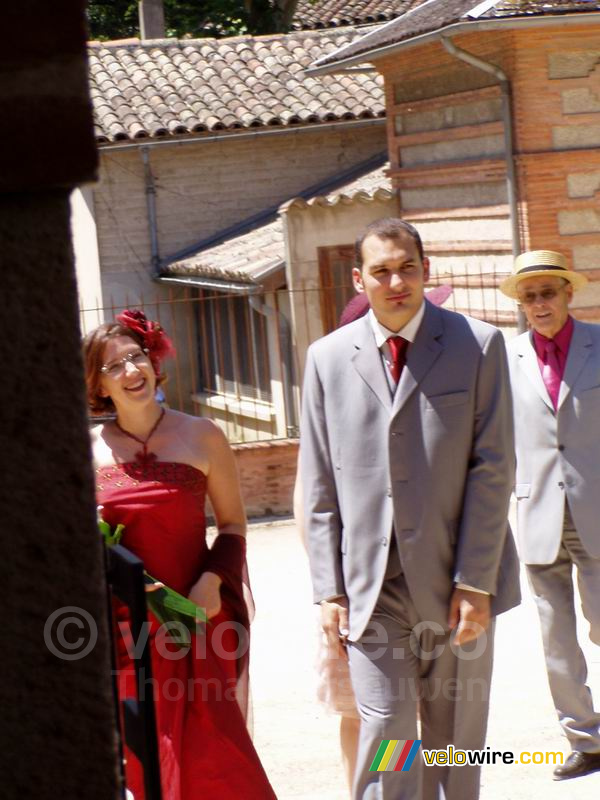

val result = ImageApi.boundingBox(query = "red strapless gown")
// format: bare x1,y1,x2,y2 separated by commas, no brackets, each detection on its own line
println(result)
96,461,277,800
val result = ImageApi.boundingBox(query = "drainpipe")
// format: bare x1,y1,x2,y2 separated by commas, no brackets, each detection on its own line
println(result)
440,36,526,332
140,146,161,277
248,295,298,437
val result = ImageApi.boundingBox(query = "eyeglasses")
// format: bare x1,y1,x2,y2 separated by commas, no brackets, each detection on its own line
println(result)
517,287,563,306
100,349,150,378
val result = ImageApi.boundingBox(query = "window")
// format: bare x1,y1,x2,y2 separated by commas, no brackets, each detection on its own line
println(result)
318,245,356,334
196,291,272,401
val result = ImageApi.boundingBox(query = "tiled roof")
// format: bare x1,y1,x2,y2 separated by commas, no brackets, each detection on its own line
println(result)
162,162,391,286
310,0,600,70
89,28,384,143
292,0,421,29
281,162,392,210
163,219,284,286
484,0,600,16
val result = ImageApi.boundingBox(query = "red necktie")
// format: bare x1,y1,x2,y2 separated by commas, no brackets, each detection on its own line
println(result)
542,339,561,409
388,336,408,385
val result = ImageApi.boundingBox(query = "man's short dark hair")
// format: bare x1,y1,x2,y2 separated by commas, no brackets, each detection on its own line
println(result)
354,218,424,269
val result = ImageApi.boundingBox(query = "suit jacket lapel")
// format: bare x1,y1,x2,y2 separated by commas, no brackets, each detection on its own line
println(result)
516,332,554,412
351,315,392,413
392,301,443,416
558,320,592,409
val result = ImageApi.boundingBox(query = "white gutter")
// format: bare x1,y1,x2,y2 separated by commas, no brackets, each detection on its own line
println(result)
304,13,600,76
156,275,263,294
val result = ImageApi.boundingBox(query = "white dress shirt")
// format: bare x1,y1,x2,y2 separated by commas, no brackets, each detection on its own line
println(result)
368,304,425,392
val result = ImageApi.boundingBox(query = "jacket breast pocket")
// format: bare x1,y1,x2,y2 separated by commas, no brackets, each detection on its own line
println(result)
425,390,469,410
515,483,531,499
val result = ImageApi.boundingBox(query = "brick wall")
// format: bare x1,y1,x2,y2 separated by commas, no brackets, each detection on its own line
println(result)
376,33,516,328
512,26,600,314
233,438,298,519
512,28,599,154
375,23,600,320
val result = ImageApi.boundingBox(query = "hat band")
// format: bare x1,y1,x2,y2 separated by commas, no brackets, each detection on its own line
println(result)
517,264,567,275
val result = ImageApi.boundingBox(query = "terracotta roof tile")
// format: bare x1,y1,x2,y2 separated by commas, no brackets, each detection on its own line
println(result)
89,28,385,143
164,219,285,286
311,0,600,70
292,0,422,29
281,161,391,210
485,0,600,15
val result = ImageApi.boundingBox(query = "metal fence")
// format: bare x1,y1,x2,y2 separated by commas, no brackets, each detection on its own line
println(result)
80,264,515,443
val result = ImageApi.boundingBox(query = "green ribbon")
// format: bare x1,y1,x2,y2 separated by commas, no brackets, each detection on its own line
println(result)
99,513,207,649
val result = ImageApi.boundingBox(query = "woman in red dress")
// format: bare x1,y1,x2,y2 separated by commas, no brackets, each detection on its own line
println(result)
84,310,276,800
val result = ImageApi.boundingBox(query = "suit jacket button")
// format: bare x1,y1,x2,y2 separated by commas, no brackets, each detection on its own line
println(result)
558,481,564,489
381,537,388,546
558,444,565,451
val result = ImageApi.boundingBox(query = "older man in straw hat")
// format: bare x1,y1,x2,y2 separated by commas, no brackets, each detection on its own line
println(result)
501,250,600,781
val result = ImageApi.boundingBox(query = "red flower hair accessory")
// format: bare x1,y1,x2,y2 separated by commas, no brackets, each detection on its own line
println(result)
116,309,175,371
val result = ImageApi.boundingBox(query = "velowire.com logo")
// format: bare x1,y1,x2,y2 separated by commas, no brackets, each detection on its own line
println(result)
370,740,422,772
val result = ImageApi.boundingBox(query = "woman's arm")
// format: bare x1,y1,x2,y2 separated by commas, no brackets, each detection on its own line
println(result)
188,421,246,618
204,421,247,538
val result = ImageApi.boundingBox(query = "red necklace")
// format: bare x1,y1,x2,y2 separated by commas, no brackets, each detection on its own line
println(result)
115,408,165,466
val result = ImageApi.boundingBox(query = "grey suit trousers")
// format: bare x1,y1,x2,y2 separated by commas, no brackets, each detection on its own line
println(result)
526,504,600,752
348,573,494,800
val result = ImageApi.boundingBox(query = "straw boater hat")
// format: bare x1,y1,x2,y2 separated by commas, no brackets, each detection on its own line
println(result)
499,250,588,299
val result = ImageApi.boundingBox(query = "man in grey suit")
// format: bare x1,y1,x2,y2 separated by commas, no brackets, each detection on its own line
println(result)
501,250,600,781
300,218,520,800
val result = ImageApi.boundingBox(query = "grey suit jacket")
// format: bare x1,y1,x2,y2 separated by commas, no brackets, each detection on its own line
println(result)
507,319,600,564
301,301,520,641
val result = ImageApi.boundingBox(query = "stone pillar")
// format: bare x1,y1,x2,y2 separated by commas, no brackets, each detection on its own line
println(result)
0,3,119,799
139,0,166,39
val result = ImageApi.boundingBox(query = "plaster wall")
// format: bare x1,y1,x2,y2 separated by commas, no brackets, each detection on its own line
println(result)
400,182,507,210
93,123,387,296
71,186,104,332
90,124,387,412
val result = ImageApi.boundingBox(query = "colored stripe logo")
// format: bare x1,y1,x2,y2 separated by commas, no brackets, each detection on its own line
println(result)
369,739,422,772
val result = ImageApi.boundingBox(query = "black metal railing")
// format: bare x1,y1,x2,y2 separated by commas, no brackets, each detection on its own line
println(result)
106,544,162,800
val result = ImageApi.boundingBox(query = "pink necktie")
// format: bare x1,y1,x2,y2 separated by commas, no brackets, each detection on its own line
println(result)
388,336,408,385
542,340,561,409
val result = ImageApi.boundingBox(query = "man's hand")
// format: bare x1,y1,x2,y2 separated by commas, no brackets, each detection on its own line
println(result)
448,587,490,646
320,595,350,659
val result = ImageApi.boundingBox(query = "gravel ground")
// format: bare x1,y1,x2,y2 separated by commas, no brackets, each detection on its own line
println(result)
246,517,600,800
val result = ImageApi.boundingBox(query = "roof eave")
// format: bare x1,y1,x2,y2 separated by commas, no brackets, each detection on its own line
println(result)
157,260,285,295
96,116,386,151
304,12,600,76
